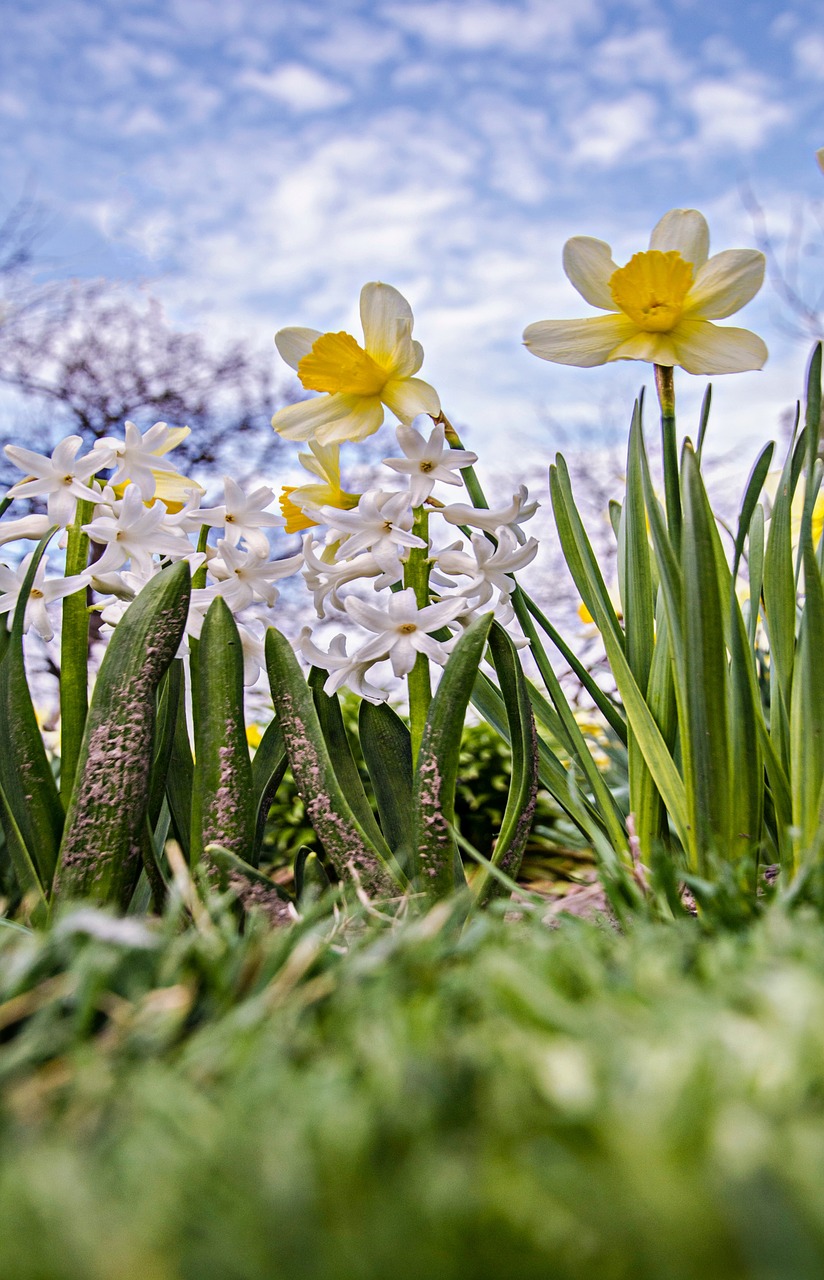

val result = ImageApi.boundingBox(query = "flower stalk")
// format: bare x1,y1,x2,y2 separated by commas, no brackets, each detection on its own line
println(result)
654,364,682,548
404,504,432,760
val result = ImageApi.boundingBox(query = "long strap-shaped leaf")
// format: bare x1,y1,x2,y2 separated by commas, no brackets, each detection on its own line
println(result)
250,716,288,865
308,667,388,854
190,596,256,867
411,612,493,898
265,627,401,898
359,700,414,875
471,623,538,905
0,530,64,889
56,560,191,907
551,459,690,853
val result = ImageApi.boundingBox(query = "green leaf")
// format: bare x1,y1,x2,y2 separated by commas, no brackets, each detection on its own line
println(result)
265,627,401,898
411,612,493,897
359,700,414,875
206,844,293,926
763,431,801,771
0,784,48,921
470,670,610,850
308,667,387,854
250,716,288,865
190,596,256,868
471,623,538,905
791,525,824,868
164,662,194,860
149,658,184,829
59,499,93,805
56,560,191,907
0,531,64,889
680,445,732,868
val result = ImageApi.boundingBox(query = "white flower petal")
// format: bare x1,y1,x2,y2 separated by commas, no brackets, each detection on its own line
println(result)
683,250,766,320
562,237,620,311
275,327,323,371
523,315,637,367
669,320,769,374
382,376,441,423
607,331,680,365
272,393,368,443
314,397,386,446
648,209,709,269
359,282,414,367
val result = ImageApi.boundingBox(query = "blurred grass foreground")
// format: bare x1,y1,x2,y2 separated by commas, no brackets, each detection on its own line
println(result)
4,892,824,1279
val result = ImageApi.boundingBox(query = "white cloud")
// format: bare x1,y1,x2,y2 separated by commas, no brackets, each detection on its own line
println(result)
383,0,599,53
568,91,658,165
686,76,789,151
793,33,824,79
238,64,351,112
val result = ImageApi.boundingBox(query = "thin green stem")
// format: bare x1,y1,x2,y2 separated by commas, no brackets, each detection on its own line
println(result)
654,364,682,549
60,499,93,805
405,505,432,760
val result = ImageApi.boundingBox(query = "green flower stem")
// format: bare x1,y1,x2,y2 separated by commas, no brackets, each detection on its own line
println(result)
654,364,682,549
405,504,432,761
60,499,93,805
437,412,489,512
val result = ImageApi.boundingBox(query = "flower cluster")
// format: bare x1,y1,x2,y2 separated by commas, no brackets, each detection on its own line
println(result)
270,283,539,700
1,422,302,685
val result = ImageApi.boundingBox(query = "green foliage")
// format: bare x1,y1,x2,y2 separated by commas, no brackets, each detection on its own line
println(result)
4,895,824,1277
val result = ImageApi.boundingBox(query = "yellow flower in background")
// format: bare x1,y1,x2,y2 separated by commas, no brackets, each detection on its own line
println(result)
271,282,440,446
279,441,360,534
524,209,767,375
817,147,824,175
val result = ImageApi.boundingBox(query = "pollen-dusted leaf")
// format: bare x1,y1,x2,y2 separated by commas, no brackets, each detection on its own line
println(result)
412,612,493,898
472,623,538,906
190,597,256,870
359,699,414,874
207,844,293,927
0,530,64,890
265,626,401,898
56,559,191,907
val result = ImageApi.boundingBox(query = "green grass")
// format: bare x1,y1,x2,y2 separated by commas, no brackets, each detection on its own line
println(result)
3,893,824,1279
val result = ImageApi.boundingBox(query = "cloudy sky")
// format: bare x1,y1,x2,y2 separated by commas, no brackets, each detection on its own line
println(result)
1,0,822,487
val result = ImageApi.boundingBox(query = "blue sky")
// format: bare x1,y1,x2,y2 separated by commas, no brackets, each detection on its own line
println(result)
1,0,822,483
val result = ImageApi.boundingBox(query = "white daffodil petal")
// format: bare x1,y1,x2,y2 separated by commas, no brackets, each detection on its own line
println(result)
683,250,766,320
360,282,414,366
649,209,709,268
314,396,386,446
562,237,620,311
523,315,637,367
272,393,361,442
669,320,769,375
608,331,680,366
382,376,441,423
275,327,323,372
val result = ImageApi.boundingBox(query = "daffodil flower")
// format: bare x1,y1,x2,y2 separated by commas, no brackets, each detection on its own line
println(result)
271,282,440,446
524,209,767,375
279,441,360,534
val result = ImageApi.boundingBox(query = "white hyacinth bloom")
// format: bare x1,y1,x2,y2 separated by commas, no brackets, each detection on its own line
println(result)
344,588,465,678
382,423,478,507
440,485,539,544
4,436,109,527
84,484,191,577
0,552,90,641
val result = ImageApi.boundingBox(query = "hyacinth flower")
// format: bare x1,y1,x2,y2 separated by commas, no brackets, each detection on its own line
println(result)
270,282,440,446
